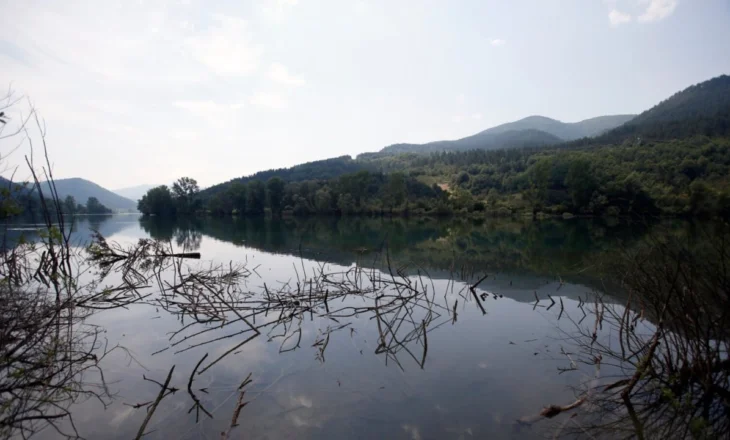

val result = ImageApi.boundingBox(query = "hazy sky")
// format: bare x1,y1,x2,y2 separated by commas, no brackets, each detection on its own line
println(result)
1,0,729,189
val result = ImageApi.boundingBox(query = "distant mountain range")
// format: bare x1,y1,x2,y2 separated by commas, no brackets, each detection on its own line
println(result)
378,75,730,155
380,114,636,154
40,178,137,211
112,184,159,202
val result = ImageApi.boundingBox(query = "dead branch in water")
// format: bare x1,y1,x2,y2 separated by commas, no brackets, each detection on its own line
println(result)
469,274,488,315
220,373,253,440
134,365,175,440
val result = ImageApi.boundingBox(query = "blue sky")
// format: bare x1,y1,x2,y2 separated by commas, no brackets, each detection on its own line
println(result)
1,0,729,189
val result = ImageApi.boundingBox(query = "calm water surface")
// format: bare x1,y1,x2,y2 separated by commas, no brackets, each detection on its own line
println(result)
12,215,678,439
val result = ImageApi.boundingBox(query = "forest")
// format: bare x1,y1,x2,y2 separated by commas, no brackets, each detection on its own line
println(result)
139,135,730,219
147,75,727,220
0,181,113,219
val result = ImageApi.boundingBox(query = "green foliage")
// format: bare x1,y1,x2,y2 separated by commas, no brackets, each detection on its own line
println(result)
147,76,730,220
171,177,200,214
582,74,730,145
85,197,112,214
246,180,266,215
200,156,369,199
138,185,175,217
63,196,77,215
266,177,286,216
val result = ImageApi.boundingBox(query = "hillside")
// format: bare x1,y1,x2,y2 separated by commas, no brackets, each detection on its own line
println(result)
201,156,371,197
473,114,636,140
597,75,730,142
113,184,159,202
381,128,563,154
379,114,635,155
189,74,730,220
41,178,137,211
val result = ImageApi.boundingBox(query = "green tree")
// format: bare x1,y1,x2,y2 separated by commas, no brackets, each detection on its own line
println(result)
337,193,355,215
227,182,247,215
172,177,200,214
689,181,714,216
384,172,407,211
524,157,555,212
247,180,266,215
86,197,112,214
266,177,286,216
63,195,77,215
314,187,333,213
564,158,598,212
138,185,176,217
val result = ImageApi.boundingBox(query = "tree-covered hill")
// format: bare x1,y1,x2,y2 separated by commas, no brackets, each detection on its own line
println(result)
155,74,730,220
591,75,730,143
1,176,115,219
40,178,136,211
380,128,563,154
200,156,372,198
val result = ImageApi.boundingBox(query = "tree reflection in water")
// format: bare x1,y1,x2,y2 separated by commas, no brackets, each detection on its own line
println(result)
519,224,730,439
3,208,729,439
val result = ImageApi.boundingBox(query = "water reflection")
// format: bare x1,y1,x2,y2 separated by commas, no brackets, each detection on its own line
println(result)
140,215,660,300
3,215,726,439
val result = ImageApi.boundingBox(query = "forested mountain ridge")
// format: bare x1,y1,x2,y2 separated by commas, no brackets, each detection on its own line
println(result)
379,114,635,154
200,156,371,198
590,74,730,143
144,74,730,220
40,178,137,211
380,128,564,154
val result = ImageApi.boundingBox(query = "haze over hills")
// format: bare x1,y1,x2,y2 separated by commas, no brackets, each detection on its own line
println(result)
40,178,137,211
113,184,159,203
379,114,636,154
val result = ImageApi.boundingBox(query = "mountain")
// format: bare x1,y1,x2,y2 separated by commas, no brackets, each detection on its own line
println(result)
475,115,636,140
201,156,370,197
598,75,730,142
40,178,137,211
381,128,564,154
113,184,159,202
379,114,635,154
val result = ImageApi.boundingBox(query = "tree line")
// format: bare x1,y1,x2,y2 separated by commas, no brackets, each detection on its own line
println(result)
1,184,112,219
138,135,730,220
140,172,449,218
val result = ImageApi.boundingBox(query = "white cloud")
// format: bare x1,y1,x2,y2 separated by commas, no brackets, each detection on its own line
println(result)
250,92,288,110
268,63,305,86
472,113,483,120
638,0,678,23
608,9,632,26
174,100,245,126
451,115,464,123
490,38,506,47
187,14,263,76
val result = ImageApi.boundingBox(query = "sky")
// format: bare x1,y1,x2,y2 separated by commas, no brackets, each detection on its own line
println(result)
1,0,729,190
